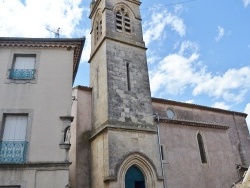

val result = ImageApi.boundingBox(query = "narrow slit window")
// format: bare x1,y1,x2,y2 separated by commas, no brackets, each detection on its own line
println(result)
116,11,123,32
95,22,99,43
126,63,131,91
124,14,131,32
96,67,99,98
197,133,207,163
100,20,102,36
95,12,102,44
160,145,164,160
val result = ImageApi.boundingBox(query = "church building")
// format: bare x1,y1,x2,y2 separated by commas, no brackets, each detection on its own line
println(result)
0,0,249,188
69,0,250,188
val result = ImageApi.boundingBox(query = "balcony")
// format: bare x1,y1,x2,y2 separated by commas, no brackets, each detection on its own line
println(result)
9,69,35,80
0,141,28,163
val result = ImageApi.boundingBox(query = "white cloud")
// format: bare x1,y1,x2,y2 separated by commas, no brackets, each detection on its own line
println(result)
214,26,225,42
150,41,201,96
178,40,199,56
243,0,250,7
150,40,250,103
143,8,186,46
193,67,250,103
244,103,250,131
185,100,194,104
80,31,91,62
212,102,231,110
0,0,84,37
174,4,183,14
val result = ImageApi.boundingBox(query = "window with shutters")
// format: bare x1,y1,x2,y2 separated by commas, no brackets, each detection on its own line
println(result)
9,54,36,80
115,7,131,34
0,114,28,163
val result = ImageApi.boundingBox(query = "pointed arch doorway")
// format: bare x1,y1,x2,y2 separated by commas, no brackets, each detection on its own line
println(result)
125,165,145,188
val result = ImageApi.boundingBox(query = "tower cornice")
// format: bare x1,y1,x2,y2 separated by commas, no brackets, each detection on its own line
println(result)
88,36,147,63
126,0,141,6
89,0,141,19
89,0,102,19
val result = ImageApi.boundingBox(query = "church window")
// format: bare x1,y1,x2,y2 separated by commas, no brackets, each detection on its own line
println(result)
95,12,102,44
160,145,164,160
95,23,99,42
125,165,145,188
115,8,131,34
197,132,207,163
96,66,99,98
124,14,131,33
99,20,102,36
126,63,131,91
166,108,175,119
116,11,123,32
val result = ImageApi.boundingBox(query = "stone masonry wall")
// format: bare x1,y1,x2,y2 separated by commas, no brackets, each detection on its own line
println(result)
106,41,154,129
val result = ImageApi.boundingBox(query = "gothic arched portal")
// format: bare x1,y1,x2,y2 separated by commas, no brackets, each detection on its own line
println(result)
125,165,145,188
117,153,163,188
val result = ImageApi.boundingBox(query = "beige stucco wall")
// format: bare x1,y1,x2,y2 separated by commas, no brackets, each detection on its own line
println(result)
69,87,92,188
91,132,107,188
0,46,75,187
0,169,69,188
89,41,108,133
0,47,73,161
161,124,237,188
153,100,250,188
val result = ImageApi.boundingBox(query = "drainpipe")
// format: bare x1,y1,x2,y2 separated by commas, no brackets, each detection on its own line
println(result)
154,113,166,188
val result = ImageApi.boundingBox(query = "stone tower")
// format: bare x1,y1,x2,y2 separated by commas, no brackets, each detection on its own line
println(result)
89,0,164,187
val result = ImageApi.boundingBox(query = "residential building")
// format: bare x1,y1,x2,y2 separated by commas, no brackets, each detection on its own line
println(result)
69,0,250,187
0,37,85,188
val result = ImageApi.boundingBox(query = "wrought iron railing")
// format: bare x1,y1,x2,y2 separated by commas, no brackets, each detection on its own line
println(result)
9,69,35,80
0,141,28,163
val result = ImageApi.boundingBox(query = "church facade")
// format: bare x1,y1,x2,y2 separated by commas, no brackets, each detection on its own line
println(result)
0,0,250,188
70,86,250,188
69,0,250,188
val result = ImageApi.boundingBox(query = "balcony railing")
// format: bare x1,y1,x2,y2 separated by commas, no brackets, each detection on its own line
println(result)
0,141,28,163
9,69,35,80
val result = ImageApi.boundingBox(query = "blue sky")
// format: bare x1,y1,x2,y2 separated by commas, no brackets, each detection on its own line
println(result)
1,0,250,127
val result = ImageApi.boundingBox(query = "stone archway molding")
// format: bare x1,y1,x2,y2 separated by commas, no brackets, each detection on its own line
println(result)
117,152,162,188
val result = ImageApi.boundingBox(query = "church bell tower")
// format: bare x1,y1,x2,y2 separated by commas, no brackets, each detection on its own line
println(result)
89,0,164,187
